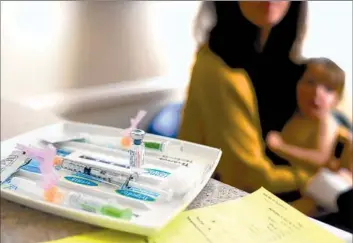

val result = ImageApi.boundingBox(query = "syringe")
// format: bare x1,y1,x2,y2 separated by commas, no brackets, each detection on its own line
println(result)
54,156,173,202
78,133,184,154
55,155,160,184
10,177,133,220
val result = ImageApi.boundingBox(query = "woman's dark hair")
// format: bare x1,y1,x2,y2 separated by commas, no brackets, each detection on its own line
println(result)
194,1,308,67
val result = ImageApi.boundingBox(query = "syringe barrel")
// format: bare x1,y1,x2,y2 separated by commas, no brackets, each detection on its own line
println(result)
10,177,43,198
66,192,105,213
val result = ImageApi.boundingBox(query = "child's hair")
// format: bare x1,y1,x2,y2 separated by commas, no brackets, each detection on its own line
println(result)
306,57,345,100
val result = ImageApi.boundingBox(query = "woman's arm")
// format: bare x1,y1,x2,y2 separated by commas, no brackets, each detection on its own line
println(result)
217,74,306,192
178,85,204,146
180,55,306,193
208,84,305,192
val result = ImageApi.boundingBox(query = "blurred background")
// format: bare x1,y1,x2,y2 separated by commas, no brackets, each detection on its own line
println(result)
1,1,352,130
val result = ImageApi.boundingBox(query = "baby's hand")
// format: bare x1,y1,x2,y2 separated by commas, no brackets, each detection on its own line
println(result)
326,159,340,172
338,168,353,185
266,131,284,150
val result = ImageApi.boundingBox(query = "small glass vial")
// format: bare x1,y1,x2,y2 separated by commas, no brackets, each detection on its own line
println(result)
129,129,145,169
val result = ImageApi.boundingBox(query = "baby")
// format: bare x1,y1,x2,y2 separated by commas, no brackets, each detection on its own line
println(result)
266,57,352,216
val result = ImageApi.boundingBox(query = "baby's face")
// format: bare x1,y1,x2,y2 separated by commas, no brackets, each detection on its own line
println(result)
296,64,338,120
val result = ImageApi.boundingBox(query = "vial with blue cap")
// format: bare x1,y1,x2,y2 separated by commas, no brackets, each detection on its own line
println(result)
129,129,146,170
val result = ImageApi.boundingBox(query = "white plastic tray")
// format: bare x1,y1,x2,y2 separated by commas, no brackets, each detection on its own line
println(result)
0,122,222,236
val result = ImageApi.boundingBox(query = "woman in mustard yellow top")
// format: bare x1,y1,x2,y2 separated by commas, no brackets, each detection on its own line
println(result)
179,2,309,205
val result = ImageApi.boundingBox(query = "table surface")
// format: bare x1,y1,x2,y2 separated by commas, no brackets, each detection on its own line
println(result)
0,99,247,243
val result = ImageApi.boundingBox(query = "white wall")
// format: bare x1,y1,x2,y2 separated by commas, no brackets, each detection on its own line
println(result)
1,1,200,103
0,2,161,101
1,1,351,120
145,2,200,81
1,1,81,99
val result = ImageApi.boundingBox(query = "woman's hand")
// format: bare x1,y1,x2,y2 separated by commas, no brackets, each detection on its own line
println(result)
266,131,284,150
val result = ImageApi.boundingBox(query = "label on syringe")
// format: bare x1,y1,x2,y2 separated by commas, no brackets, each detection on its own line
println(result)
1,151,30,184
21,159,41,174
144,168,170,178
116,189,156,202
158,154,193,168
1,177,17,190
64,176,99,187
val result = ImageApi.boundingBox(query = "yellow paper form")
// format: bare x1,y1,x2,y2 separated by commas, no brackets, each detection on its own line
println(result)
149,187,344,243
44,230,146,243
45,188,344,243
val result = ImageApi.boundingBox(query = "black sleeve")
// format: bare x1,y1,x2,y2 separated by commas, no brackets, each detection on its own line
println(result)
315,188,353,233
337,188,353,230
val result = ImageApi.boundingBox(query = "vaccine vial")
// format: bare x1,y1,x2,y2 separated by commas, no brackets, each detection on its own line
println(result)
129,129,146,170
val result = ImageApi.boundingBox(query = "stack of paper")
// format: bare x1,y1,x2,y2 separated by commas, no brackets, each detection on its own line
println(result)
48,188,347,243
